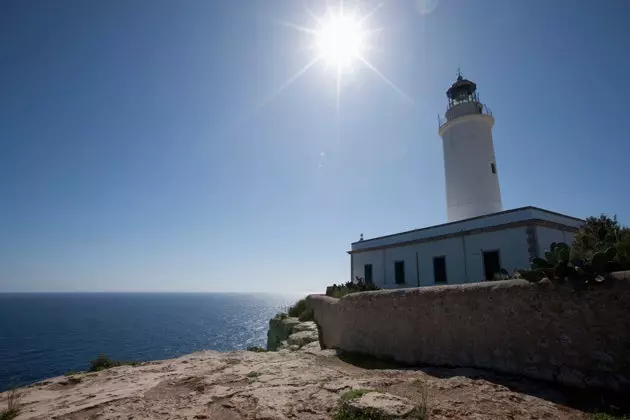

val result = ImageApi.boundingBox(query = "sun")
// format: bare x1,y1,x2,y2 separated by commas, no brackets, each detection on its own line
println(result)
262,3,412,113
315,11,366,72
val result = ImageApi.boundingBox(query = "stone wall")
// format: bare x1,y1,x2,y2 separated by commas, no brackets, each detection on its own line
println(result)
306,272,630,392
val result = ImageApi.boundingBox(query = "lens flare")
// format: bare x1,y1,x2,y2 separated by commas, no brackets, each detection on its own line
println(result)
316,13,366,71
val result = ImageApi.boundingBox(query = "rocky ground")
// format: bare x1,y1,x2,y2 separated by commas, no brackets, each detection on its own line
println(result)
0,345,612,420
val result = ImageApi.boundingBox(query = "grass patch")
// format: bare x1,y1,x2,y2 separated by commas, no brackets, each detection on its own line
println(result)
246,371,261,378
333,406,383,420
340,388,371,402
89,354,141,372
246,346,267,353
333,405,428,420
334,381,429,420
0,388,21,420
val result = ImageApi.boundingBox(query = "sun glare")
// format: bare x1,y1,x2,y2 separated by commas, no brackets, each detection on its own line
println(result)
316,13,366,71
265,2,412,114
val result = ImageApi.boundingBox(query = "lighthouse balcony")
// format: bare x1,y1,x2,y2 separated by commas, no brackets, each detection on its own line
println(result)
439,103,492,128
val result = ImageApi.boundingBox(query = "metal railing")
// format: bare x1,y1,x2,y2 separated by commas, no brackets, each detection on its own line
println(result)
438,103,492,128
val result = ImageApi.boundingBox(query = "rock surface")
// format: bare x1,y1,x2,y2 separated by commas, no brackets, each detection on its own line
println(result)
267,316,317,351
266,315,300,351
343,392,418,419
0,349,599,419
287,330,318,348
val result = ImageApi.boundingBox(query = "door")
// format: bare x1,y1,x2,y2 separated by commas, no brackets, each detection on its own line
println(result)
483,250,501,281
364,264,373,285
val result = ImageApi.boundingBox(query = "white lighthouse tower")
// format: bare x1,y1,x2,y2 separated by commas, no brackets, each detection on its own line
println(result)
438,72,503,222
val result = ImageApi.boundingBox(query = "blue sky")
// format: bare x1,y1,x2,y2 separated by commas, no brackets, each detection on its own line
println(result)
1,0,629,293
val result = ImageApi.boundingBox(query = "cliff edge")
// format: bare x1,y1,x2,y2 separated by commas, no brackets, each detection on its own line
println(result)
266,314,319,351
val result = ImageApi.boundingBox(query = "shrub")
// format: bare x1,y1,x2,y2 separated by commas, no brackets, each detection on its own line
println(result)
411,378,430,420
298,309,314,322
572,214,630,271
285,298,316,321
90,354,119,371
89,354,140,372
287,299,307,318
0,388,21,420
326,277,380,298
516,241,618,287
246,346,267,353
514,213,630,288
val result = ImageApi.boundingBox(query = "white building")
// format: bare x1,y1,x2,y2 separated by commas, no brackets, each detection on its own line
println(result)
350,74,584,288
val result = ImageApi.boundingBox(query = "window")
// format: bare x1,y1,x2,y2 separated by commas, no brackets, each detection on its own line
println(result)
364,264,373,285
490,163,496,174
394,261,405,284
433,257,447,283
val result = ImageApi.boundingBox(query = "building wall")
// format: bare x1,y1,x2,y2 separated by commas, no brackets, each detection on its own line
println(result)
307,272,630,392
530,208,583,229
352,226,533,287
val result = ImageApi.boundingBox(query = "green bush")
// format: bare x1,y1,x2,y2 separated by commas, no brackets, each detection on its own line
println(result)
89,354,140,372
287,299,307,318
326,277,380,298
298,309,314,322
90,354,119,371
340,389,371,402
494,214,630,287
285,298,316,321
572,214,630,271
516,241,618,287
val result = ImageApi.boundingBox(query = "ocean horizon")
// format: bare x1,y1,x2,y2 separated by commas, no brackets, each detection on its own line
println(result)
0,292,299,391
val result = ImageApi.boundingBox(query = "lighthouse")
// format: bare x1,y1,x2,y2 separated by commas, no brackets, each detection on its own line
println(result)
348,73,584,288
438,73,503,222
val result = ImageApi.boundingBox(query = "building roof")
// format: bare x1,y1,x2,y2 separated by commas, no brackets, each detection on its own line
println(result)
350,206,584,253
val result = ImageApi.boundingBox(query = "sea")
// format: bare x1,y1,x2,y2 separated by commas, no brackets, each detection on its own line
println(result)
0,293,298,392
